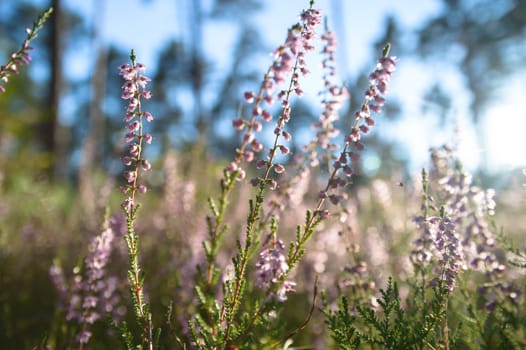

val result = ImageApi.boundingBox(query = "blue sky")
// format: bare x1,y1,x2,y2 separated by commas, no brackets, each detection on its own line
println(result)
30,0,526,173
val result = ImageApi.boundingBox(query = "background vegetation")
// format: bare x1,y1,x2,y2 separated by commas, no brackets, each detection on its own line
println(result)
0,0,525,349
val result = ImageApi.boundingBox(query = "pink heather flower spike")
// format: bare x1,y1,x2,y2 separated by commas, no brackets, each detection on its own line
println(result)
282,44,397,282
49,215,123,348
255,239,296,302
225,7,322,185
0,7,53,93
119,50,154,213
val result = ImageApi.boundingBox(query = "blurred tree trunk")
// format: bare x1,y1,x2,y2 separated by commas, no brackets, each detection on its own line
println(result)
87,0,107,168
45,0,69,180
190,0,206,137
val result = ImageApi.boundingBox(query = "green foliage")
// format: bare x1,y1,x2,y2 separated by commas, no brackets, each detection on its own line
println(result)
2,2,526,350
325,296,361,349
357,278,414,348
326,277,450,350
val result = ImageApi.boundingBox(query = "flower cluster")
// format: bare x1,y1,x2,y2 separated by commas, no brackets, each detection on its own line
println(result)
0,7,53,93
413,213,464,292
427,146,521,306
302,25,349,169
118,58,154,212
345,55,397,147
319,50,397,207
49,216,123,346
230,8,322,184
429,146,503,276
0,44,32,93
412,145,521,302
255,238,296,302
412,216,435,264
431,215,464,292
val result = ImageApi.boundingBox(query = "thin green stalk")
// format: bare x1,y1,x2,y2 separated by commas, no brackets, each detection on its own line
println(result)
119,49,155,349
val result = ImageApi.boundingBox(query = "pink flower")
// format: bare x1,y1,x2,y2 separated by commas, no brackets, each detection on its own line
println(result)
256,160,266,169
122,197,133,212
274,163,285,174
0,9,53,92
144,111,154,122
255,239,296,302
141,90,152,99
128,121,140,132
251,139,263,152
226,161,238,172
244,151,254,162
125,132,135,143
252,120,263,132
244,91,256,103
124,170,136,183
137,75,150,87
261,109,273,122
142,159,152,171
128,143,139,156
119,55,154,204
144,133,152,144
279,145,290,155
122,156,132,166
232,118,244,130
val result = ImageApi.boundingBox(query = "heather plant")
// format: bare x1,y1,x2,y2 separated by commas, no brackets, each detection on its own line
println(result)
185,1,398,345
0,7,53,93
116,50,159,349
325,146,526,349
49,211,124,348
1,2,526,350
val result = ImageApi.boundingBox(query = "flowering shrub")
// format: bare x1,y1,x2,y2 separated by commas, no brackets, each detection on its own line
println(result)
0,8,53,93
0,3,525,350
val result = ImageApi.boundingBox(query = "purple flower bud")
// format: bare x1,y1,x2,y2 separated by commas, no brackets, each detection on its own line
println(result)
236,169,246,181
136,63,146,72
251,139,263,152
359,125,369,134
142,159,151,171
144,111,154,122
243,132,254,144
252,120,263,132
244,151,254,162
274,163,285,174
128,121,140,132
262,110,272,122
256,160,266,169
232,118,244,130
144,133,152,144
279,145,290,155
125,132,135,143
226,161,238,172
122,156,133,166
123,197,133,211
124,170,136,183
128,143,139,156
244,91,256,103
